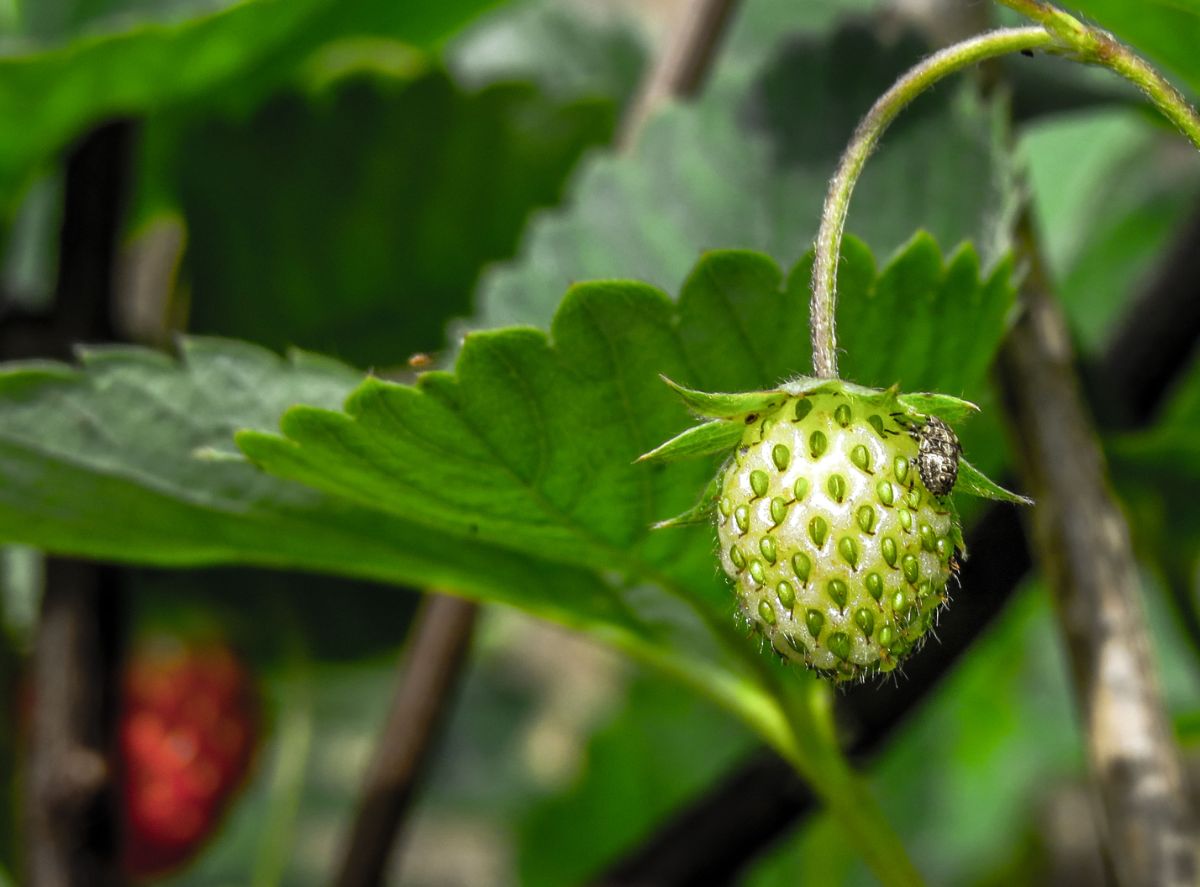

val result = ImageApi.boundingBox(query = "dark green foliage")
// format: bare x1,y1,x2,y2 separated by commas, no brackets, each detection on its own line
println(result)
153,73,617,366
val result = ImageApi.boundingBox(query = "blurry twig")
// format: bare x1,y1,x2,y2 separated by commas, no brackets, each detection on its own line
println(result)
996,213,1200,886
1089,204,1200,667
333,595,478,887
26,562,122,887
17,121,133,887
617,0,743,150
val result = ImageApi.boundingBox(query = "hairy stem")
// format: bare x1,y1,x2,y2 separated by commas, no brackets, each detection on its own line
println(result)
811,1,1200,379
995,0,1200,151
810,26,1052,378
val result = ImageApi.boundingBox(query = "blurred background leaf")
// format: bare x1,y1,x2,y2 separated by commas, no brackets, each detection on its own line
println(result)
1021,108,1200,354
141,73,622,367
469,23,1013,333
0,0,519,210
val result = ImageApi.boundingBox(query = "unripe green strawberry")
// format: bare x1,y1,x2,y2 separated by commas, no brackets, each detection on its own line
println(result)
642,376,1028,682
715,390,958,680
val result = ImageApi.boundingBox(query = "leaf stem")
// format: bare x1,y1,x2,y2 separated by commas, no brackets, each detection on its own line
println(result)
810,26,1053,379
810,8,1200,379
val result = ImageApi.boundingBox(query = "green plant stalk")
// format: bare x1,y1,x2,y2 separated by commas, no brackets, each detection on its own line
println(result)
602,616,925,887
252,611,314,887
589,545,926,884
995,0,1200,152
809,26,1053,378
776,679,927,887
810,11,1200,379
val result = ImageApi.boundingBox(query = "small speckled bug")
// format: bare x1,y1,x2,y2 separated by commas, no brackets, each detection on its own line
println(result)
915,416,960,497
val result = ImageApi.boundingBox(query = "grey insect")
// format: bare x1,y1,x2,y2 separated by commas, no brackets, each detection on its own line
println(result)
916,416,961,497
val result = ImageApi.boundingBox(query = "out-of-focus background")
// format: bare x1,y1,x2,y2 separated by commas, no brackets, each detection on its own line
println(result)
1,0,1199,884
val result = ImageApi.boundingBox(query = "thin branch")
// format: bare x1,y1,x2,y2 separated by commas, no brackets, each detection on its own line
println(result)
617,0,743,150
18,120,133,887
996,215,1200,886
333,595,478,887
26,562,123,887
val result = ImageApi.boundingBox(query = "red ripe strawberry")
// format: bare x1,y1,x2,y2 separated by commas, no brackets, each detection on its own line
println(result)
118,637,258,879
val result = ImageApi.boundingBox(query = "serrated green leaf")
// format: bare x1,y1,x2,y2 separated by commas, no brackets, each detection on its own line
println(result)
235,279,713,574
0,337,646,637
0,239,1012,596
637,419,744,464
236,242,1013,579
955,458,1032,505
897,392,981,424
0,238,1014,886
660,376,786,419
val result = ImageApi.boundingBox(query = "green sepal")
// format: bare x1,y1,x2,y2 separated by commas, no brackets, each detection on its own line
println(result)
896,392,980,424
948,505,968,559
955,457,1032,505
651,472,723,529
637,418,743,463
660,376,786,419
780,376,895,401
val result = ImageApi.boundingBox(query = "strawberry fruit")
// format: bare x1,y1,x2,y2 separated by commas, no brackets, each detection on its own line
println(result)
118,637,258,879
642,377,1028,681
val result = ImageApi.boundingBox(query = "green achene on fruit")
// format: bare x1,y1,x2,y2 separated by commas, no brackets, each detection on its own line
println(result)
640,376,1029,682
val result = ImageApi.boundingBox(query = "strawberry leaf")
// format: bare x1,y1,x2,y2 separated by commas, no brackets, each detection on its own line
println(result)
0,339,641,635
